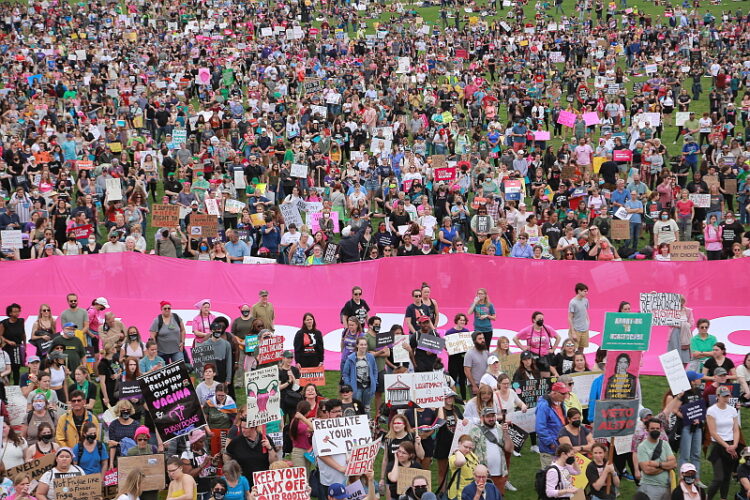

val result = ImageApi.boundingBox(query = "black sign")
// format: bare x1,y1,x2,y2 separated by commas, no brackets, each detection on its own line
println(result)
120,380,142,401
304,79,323,94
191,342,216,375
323,243,338,264
513,378,551,408
593,399,639,439
507,423,528,453
138,361,206,443
680,400,706,423
416,334,445,354
476,215,491,233
376,331,394,349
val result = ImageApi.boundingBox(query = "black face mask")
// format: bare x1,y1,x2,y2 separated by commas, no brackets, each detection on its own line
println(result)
649,430,661,440
371,325,380,333
120,411,131,420
565,456,576,465
85,434,96,443
129,334,138,341
213,493,225,500
414,486,428,498
571,420,581,428
535,319,544,327
683,477,696,485
212,331,222,338
40,434,52,443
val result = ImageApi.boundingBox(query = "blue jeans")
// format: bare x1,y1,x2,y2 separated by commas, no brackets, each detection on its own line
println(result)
159,351,185,364
629,221,642,249
353,386,371,411
679,424,702,476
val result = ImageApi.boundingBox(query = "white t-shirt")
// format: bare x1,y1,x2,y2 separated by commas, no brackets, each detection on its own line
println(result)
40,466,85,500
706,404,738,441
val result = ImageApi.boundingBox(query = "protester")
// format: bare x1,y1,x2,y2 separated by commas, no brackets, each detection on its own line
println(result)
36,448,85,500
636,418,677,500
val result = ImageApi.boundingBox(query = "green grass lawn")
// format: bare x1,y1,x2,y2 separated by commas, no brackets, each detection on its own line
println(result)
231,371,749,499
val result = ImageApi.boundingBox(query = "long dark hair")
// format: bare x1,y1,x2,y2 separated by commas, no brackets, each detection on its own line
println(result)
301,313,317,331
290,400,312,439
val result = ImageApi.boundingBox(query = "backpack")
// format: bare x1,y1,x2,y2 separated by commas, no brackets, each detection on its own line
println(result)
157,313,182,333
534,465,561,500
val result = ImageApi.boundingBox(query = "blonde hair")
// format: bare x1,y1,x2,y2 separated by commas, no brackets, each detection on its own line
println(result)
114,399,135,416
385,414,414,439
118,468,144,497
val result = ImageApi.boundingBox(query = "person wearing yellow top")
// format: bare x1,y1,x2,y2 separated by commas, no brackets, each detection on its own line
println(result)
446,435,480,500
166,456,197,500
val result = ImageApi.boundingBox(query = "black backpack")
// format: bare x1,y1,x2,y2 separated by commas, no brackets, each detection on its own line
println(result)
534,465,561,500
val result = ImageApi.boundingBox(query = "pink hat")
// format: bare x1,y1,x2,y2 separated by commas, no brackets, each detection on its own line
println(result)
134,425,150,439
189,428,206,444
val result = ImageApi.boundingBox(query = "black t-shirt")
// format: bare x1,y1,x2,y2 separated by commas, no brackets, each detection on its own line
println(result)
585,461,616,499
542,222,562,249
409,331,438,372
703,357,735,377
435,406,463,458
340,299,371,326
341,399,366,417
405,304,430,332
226,436,271,488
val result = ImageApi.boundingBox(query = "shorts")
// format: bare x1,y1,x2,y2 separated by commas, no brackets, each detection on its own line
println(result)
376,369,386,393
572,330,590,349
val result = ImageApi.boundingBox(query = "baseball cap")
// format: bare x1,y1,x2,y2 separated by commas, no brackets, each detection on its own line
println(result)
339,384,353,393
27,355,40,364
714,367,728,377
717,386,732,397
328,484,347,499
481,407,497,416
282,350,294,358
63,322,77,328
639,408,653,419
487,355,499,365
94,297,110,308
417,315,431,323
551,382,570,394
680,463,696,474
258,290,269,296
686,370,704,382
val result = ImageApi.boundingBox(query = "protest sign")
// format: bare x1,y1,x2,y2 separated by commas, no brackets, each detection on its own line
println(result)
224,199,246,214
345,481,367,500
497,353,520,378
245,335,259,353
612,149,633,162
138,361,206,442
602,351,641,399
512,378,550,408
376,331,394,349
689,194,710,208
253,467,307,500
0,230,22,249
571,454,591,490
205,198,221,216
670,241,701,261
245,365,281,427
570,371,602,408
434,166,457,182
582,112,600,126
55,473,102,500
234,170,246,189
659,350,691,395
345,438,382,476
105,178,122,201
449,420,476,454
416,334,444,354
172,128,187,146
309,211,340,234
725,179,738,194
119,380,142,402
503,179,523,201
151,204,180,227
384,372,446,408
7,453,55,483
557,110,576,127
675,112,691,127
299,366,326,386
614,207,631,220
444,331,473,355
680,400,707,423
507,423,528,452
592,399,639,438
243,257,277,265
392,335,410,363
190,214,218,238
312,414,371,456
639,292,684,326
118,455,165,491
190,342,215,374
5,385,28,426
256,336,284,364
303,78,323,94
614,434,634,455
280,203,304,227
601,313,652,350
323,243,339,264
290,164,308,178
534,131,551,141
476,215,491,233
397,468,432,495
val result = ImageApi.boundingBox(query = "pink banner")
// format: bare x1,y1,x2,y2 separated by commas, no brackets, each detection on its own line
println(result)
583,112,601,126
3,254,749,375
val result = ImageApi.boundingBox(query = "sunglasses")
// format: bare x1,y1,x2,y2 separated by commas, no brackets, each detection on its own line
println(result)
137,437,149,442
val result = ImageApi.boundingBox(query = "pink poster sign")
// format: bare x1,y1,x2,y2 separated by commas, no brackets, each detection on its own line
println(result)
557,110,576,127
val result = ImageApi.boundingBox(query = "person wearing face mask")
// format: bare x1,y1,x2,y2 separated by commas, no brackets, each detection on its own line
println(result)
636,418,677,500
719,211,744,259
209,477,228,500
542,443,581,499
671,463,705,500
25,408,58,453
535,382,570,467
364,316,388,411
72,421,107,474
49,322,86,374
120,327,145,362
47,349,70,403
107,400,139,459
557,408,594,455
202,319,233,385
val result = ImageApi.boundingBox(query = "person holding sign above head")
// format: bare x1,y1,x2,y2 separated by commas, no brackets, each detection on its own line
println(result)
36,448,85,500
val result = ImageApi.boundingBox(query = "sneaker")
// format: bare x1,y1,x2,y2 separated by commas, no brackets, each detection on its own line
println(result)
513,450,522,457
530,445,540,453
505,482,517,492
622,471,634,481
696,480,708,489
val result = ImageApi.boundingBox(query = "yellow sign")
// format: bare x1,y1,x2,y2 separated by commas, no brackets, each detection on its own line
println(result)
469,16,478,24
572,453,591,490
108,142,123,153
593,156,606,174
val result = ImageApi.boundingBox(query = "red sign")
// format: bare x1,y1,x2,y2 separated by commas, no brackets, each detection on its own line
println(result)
434,166,457,182
309,28,319,35
68,224,93,239
613,150,633,162
256,336,284,365
77,160,93,170
455,49,468,59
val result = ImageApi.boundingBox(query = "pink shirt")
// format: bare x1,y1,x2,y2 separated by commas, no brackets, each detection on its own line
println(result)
87,306,104,333
191,313,217,344
574,144,593,166
516,324,558,357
